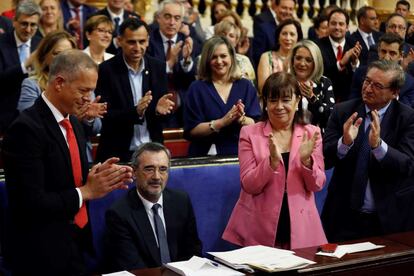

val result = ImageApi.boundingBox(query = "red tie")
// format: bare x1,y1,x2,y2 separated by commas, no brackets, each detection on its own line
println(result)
336,45,343,61
73,7,83,49
60,119,88,228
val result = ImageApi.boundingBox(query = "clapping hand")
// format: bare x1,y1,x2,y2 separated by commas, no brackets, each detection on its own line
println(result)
269,133,282,170
299,131,319,168
298,81,314,99
156,93,175,115
368,110,381,148
342,112,363,145
136,91,153,117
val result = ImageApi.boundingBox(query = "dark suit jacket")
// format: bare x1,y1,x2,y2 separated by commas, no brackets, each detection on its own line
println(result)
317,36,355,102
91,7,140,55
2,97,92,275
252,19,277,68
322,99,414,242
104,187,202,272
95,54,167,162
0,15,12,34
61,0,97,47
350,30,382,66
349,65,414,108
0,31,41,133
147,28,196,93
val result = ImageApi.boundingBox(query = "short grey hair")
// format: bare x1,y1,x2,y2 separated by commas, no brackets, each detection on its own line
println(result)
48,49,98,83
131,142,171,170
367,59,405,91
15,0,42,21
157,0,185,17
289,39,324,83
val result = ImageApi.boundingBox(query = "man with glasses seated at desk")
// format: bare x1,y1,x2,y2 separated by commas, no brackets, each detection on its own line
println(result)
322,60,414,242
104,142,202,272
0,0,42,133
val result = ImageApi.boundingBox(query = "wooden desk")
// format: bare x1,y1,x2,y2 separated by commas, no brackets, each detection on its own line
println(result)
117,231,414,275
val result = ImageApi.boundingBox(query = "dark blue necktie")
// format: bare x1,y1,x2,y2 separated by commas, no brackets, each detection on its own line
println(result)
152,203,171,264
350,114,371,210
114,17,120,37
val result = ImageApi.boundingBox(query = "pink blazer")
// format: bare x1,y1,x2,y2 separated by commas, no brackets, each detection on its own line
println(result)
222,121,327,249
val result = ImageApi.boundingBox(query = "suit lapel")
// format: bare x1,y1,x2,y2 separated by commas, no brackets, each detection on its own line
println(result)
116,55,135,106
36,98,72,173
129,190,161,264
289,125,303,171
8,33,20,65
163,189,177,261
142,56,149,96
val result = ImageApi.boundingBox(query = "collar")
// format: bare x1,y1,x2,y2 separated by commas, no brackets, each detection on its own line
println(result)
107,6,124,19
14,31,31,47
68,1,83,11
41,92,67,123
123,55,145,74
136,188,164,211
159,30,178,43
364,101,391,119
329,35,346,49
358,28,372,39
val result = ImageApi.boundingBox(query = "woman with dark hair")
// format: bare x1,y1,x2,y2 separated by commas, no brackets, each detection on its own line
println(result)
184,36,261,157
223,72,327,249
257,19,303,93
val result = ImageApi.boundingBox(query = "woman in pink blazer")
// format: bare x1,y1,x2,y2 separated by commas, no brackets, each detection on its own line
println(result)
223,72,327,249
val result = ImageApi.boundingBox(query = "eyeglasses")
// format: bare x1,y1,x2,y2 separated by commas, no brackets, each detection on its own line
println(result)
17,21,38,29
95,28,113,35
363,77,391,91
387,24,406,31
294,55,313,64
142,166,169,175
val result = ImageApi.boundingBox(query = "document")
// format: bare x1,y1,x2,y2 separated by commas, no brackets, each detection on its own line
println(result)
208,245,315,273
164,256,245,276
102,271,135,276
316,242,385,258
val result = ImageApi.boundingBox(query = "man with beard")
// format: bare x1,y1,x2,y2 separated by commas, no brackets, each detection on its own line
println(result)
105,142,202,271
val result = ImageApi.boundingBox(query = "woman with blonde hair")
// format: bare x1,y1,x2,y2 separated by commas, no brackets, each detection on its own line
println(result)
83,15,114,64
184,36,261,156
214,20,255,84
38,0,63,37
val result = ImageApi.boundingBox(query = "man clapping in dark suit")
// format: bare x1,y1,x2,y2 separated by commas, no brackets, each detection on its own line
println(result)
95,18,174,163
2,50,133,275
322,60,414,242
105,142,202,272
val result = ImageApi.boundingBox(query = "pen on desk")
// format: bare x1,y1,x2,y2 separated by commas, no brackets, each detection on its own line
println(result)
210,261,219,267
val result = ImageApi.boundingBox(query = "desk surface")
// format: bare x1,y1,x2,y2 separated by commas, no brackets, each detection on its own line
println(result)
116,231,414,276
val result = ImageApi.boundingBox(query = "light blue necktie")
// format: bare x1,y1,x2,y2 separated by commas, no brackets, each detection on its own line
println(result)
19,43,29,64
367,34,375,48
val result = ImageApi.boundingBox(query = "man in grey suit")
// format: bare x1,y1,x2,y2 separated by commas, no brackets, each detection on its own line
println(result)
105,142,202,272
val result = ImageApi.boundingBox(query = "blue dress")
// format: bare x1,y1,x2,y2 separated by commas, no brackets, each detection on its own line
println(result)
184,78,261,156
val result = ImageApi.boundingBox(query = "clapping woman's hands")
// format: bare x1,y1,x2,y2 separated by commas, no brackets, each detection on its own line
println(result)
299,131,319,168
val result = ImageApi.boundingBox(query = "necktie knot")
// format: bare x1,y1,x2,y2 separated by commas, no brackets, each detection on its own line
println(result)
152,203,161,213
60,118,72,131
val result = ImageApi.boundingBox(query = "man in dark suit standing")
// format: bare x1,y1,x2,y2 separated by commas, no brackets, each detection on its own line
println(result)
147,0,197,128
252,0,295,67
61,0,97,49
0,1,42,134
96,18,174,163
317,8,362,102
105,142,202,271
350,6,382,66
350,33,414,108
322,60,414,242
92,0,140,55
2,50,133,275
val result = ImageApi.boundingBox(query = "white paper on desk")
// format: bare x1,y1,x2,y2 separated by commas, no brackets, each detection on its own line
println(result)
316,242,385,258
102,271,135,276
164,256,245,276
